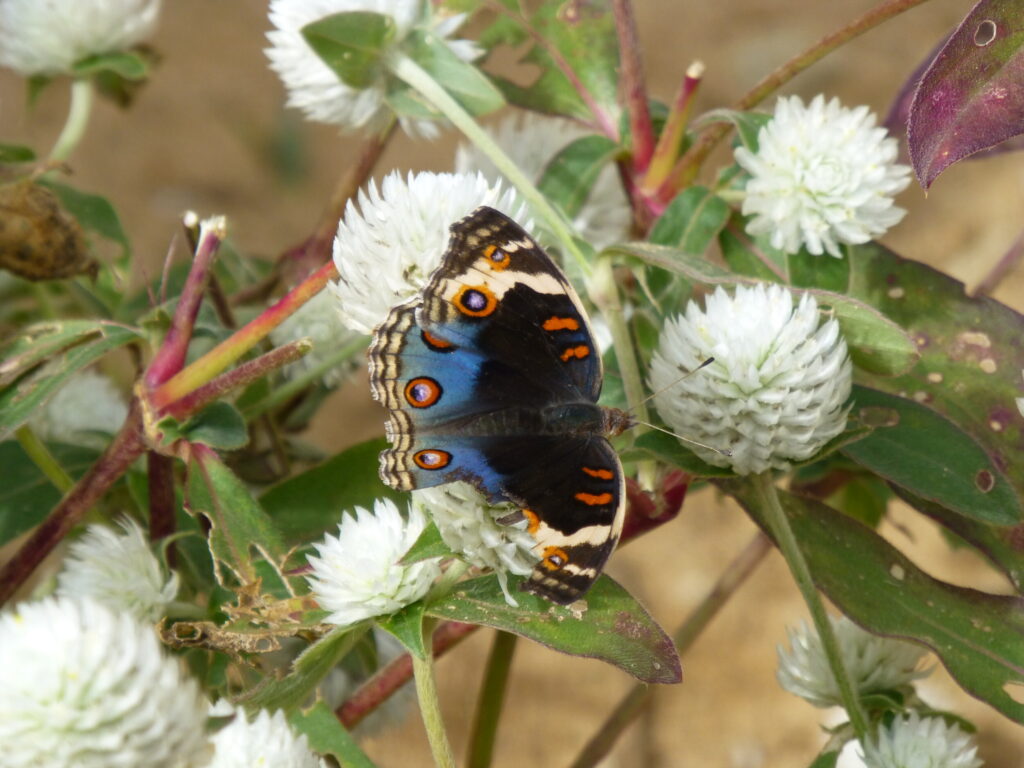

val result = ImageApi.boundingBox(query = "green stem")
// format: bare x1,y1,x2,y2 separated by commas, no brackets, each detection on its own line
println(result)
49,79,95,163
467,631,517,768
412,621,456,768
752,472,869,740
388,53,591,278
15,425,74,493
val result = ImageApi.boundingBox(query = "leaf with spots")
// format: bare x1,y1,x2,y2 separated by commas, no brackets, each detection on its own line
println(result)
722,478,1024,725
426,573,680,684
847,241,1024,524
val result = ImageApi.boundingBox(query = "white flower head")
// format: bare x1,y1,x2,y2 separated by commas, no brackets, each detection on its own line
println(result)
266,0,479,137
269,289,361,386
413,481,538,605
0,0,161,76
29,368,128,448
0,596,209,768
330,170,526,333
56,517,178,623
208,708,326,768
649,283,852,475
859,711,983,768
455,112,631,250
735,95,912,257
307,499,441,626
777,615,930,709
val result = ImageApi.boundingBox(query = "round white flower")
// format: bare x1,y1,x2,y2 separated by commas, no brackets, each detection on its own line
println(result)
207,708,326,768
0,597,209,768
269,288,361,386
777,615,929,709
330,170,526,333
30,368,128,448
858,711,983,768
455,112,632,250
266,0,479,137
0,0,161,76
735,95,911,257
413,481,538,605
649,283,852,474
307,499,441,626
56,517,178,623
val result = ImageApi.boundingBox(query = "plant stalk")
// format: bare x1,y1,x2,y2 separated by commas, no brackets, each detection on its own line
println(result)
49,78,95,163
412,621,456,768
15,424,74,493
611,0,654,173
467,631,517,768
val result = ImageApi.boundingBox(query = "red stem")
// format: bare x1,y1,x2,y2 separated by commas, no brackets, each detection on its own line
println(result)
148,451,176,543
612,0,654,173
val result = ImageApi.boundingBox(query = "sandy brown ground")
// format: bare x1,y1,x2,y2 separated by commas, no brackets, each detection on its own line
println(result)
2,0,1023,765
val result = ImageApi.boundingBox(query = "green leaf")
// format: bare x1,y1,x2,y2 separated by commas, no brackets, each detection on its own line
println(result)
242,624,368,712
846,241,1024,520
426,573,681,684
0,321,142,439
723,479,1024,725
403,29,505,116
629,430,734,478
36,179,131,256
827,474,890,529
788,249,851,293
694,108,771,152
843,386,1020,526
537,135,619,220
180,402,249,450
0,440,100,546
0,143,36,163
604,241,733,284
376,601,428,659
717,213,787,281
186,446,289,585
648,186,730,254
72,51,149,80
260,438,403,545
290,702,378,768
400,521,453,564
807,751,840,768
302,11,394,89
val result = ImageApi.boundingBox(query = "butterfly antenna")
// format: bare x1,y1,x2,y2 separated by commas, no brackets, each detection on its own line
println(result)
628,356,716,413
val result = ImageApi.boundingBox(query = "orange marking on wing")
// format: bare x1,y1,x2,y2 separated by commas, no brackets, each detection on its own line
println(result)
541,546,570,571
543,316,580,332
404,377,442,408
482,243,512,271
582,466,614,480
413,449,451,470
453,284,498,317
560,344,590,362
575,492,613,506
522,509,541,535
421,330,453,349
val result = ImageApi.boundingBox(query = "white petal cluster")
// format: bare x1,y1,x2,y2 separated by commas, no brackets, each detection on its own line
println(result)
859,711,983,768
269,288,361,386
413,481,538,605
266,0,478,137
455,112,631,250
306,499,441,627
0,597,209,768
330,170,526,333
207,708,326,768
56,517,178,623
0,0,161,76
649,283,852,474
30,368,128,449
735,95,911,257
777,616,929,709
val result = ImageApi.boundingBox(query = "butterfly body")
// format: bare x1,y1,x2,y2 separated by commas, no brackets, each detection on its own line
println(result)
368,207,629,604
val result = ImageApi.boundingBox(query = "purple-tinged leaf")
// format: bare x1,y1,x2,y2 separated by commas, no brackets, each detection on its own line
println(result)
908,0,1024,187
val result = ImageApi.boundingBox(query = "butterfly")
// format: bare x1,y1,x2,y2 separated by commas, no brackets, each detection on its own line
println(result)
368,206,631,604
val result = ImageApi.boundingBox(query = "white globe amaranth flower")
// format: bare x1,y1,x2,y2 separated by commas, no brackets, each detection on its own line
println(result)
777,615,930,709
735,94,912,257
0,0,161,76
858,711,983,768
207,708,326,768
29,368,128,448
330,170,526,333
266,0,479,137
307,499,441,626
649,283,852,475
0,596,210,768
269,288,361,386
413,481,538,605
455,112,632,250
56,516,178,623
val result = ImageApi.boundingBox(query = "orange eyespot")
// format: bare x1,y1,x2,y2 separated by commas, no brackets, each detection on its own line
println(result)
522,509,541,535
421,330,454,350
543,316,580,332
453,284,498,317
482,244,512,271
542,546,570,571
414,449,451,470
560,345,590,362
404,377,442,408
575,492,613,506
582,467,614,480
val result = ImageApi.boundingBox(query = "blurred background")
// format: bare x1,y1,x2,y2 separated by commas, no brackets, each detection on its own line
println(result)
2,0,1022,765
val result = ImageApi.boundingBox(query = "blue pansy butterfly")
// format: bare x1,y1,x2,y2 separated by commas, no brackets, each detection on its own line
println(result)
369,206,631,604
